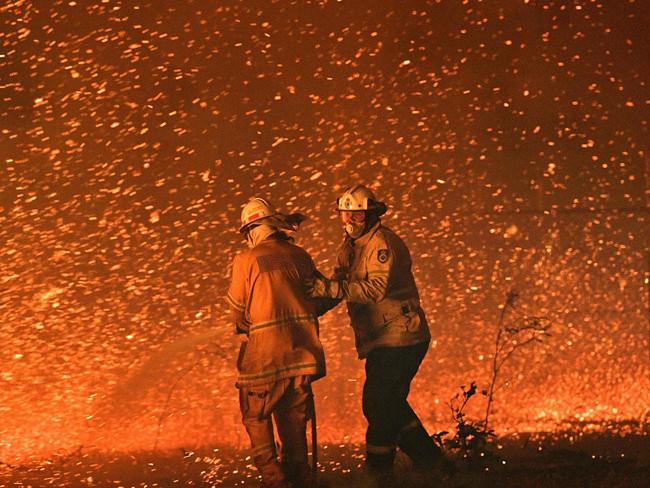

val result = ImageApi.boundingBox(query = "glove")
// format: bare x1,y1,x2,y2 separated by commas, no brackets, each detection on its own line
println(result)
304,275,344,299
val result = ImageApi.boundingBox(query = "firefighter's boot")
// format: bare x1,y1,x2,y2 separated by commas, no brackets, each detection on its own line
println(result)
257,459,290,488
362,450,396,487
282,460,312,488
398,423,455,478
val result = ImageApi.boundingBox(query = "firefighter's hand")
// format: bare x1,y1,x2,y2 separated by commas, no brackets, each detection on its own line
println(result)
304,275,343,299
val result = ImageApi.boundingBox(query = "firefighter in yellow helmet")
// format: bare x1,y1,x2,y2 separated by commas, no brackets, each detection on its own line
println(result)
227,197,329,488
305,185,451,483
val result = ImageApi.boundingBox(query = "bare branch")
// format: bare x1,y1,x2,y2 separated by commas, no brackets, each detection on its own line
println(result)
484,290,553,431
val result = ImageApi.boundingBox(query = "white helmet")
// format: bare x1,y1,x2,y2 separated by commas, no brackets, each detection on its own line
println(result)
239,197,277,233
336,184,387,214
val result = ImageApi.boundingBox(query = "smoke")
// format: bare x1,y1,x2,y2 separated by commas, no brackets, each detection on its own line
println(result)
87,328,233,451
114,328,228,401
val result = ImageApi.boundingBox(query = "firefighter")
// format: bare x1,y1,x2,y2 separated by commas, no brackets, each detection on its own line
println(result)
227,197,327,488
305,184,450,483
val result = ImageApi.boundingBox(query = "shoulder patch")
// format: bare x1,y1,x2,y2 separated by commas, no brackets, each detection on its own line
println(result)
377,249,389,263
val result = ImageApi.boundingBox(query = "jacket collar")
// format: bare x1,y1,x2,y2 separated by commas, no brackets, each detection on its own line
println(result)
248,224,278,248
350,221,381,247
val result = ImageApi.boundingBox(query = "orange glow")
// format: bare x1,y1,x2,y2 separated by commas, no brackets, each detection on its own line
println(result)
1,0,648,468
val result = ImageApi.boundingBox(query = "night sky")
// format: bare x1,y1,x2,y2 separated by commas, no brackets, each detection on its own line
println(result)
1,0,648,463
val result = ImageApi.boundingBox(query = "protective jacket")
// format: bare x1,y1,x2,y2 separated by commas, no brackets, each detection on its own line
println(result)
227,235,326,387
335,221,430,358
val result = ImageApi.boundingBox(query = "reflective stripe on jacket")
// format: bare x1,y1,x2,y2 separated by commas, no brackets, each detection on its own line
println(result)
335,222,430,358
227,236,326,387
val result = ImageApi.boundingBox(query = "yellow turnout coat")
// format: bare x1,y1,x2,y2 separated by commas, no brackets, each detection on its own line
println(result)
227,235,326,387
335,222,430,358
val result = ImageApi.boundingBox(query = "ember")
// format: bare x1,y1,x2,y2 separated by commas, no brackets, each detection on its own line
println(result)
1,0,647,474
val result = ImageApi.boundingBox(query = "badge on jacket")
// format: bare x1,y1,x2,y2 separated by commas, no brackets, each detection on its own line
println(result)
377,249,389,263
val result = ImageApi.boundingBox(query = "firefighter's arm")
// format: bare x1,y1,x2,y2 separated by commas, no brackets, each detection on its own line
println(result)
303,260,342,315
307,241,392,304
308,253,351,306
304,244,349,305
312,297,341,316
340,243,392,304
226,254,250,335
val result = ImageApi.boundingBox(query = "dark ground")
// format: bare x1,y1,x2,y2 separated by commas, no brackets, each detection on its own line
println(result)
1,432,649,488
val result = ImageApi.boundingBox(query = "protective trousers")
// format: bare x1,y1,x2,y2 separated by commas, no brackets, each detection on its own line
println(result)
239,375,313,487
363,341,442,474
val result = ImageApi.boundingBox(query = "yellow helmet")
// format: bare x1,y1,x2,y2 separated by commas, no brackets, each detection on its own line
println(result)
336,184,387,214
239,197,277,233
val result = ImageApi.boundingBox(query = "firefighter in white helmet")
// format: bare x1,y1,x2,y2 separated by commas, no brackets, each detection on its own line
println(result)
227,197,329,488
305,184,451,483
